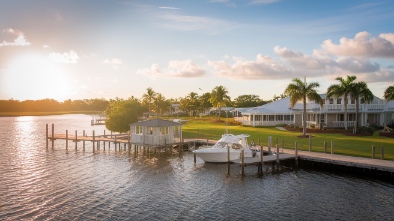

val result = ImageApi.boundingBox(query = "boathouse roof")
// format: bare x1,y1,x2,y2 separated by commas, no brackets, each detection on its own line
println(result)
130,118,182,127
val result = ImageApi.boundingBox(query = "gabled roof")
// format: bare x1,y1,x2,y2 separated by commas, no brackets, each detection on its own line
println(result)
130,118,182,127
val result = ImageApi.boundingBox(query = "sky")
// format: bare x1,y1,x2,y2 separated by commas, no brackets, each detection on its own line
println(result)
0,0,394,102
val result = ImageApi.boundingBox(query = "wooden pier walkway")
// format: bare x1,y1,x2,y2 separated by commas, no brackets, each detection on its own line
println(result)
280,148,394,173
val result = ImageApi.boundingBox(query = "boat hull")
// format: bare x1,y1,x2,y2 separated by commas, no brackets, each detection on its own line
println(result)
193,149,241,163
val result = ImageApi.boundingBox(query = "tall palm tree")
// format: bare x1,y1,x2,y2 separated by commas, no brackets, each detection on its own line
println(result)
210,85,231,121
284,78,323,137
384,85,394,101
187,92,199,116
141,87,157,118
152,93,170,117
326,75,357,130
350,81,374,133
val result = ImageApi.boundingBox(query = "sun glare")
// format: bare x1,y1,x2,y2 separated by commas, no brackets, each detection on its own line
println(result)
3,54,71,101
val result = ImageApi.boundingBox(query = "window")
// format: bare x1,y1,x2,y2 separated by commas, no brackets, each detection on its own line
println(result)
329,98,334,104
337,98,342,104
276,115,283,121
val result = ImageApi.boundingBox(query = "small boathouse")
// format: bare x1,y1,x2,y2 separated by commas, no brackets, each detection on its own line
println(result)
129,118,183,146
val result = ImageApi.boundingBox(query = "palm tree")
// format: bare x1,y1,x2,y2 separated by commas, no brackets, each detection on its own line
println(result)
187,92,199,116
384,85,394,101
284,78,323,137
210,85,231,121
141,87,157,118
350,81,374,133
152,93,170,117
326,75,357,130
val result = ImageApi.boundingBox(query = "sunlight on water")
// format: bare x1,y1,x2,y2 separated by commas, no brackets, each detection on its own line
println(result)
0,115,393,220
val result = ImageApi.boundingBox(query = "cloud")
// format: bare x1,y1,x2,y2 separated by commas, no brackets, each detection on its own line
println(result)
159,13,238,34
321,31,394,58
138,60,206,79
208,54,294,80
159,6,180,10
103,58,122,69
49,50,79,63
207,32,394,83
249,0,281,5
0,28,31,47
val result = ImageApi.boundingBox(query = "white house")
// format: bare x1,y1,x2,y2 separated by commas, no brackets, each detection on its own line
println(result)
235,94,394,128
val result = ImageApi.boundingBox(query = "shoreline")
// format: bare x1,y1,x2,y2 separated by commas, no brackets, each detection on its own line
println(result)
0,111,103,117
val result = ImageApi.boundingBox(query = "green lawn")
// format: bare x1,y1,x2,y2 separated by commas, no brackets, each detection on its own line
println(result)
180,117,394,160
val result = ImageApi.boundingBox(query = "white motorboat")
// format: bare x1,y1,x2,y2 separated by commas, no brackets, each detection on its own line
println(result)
192,134,259,163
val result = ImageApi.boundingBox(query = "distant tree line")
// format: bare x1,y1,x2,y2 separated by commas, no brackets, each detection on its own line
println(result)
0,98,109,112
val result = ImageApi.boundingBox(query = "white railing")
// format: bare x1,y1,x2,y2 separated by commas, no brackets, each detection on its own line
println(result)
131,134,176,145
331,121,356,128
306,121,319,128
241,120,294,126
367,104,385,110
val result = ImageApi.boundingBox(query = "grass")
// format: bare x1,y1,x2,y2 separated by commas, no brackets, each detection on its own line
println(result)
0,111,103,117
180,116,394,161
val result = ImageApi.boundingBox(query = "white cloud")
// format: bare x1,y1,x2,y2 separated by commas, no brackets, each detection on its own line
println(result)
159,13,238,34
159,6,180,10
49,50,79,63
138,60,206,79
208,54,294,80
0,28,31,47
207,32,394,83
321,31,394,58
249,0,281,5
103,58,122,69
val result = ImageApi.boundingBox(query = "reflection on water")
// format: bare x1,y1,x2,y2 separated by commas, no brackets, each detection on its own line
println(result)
0,115,393,220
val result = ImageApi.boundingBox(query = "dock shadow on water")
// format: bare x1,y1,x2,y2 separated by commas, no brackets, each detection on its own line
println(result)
1,114,393,221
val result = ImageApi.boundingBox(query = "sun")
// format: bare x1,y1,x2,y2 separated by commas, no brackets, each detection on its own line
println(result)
2,54,71,101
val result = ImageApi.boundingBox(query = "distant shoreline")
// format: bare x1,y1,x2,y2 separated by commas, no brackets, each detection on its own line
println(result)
0,111,103,117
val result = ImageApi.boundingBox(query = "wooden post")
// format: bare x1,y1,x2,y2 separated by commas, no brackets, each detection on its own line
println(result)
276,144,279,163
258,138,260,146
66,130,68,150
194,153,196,164
331,141,334,154
83,130,85,151
46,124,48,149
115,137,117,151
51,123,54,149
276,137,278,146
227,145,230,176
93,130,95,152
111,131,113,138
75,130,78,150
281,140,284,149
258,145,263,176
295,141,298,168
372,145,375,159
240,149,245,176
381,146,384,160
324,142,327,153
309,134,312,151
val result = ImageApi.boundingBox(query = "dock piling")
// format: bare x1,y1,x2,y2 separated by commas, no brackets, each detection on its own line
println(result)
51,123,54,149
372,145,376,159
46,124,48,149
75,130,77,150
66,130,68,150
240,149,245,176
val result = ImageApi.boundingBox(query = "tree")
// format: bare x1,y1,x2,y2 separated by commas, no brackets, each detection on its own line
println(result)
105,97,145,132
350,81,373,132
326,75,357,130
187,92,199,116
210,85,231,121
284,78,323,137
234,94,266,107
152,93,171,117
141,87,157,117
384,85,394,101
198,92,212,115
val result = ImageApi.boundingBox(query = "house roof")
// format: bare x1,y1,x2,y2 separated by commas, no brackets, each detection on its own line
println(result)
130,118,182,127
239,95,323,114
